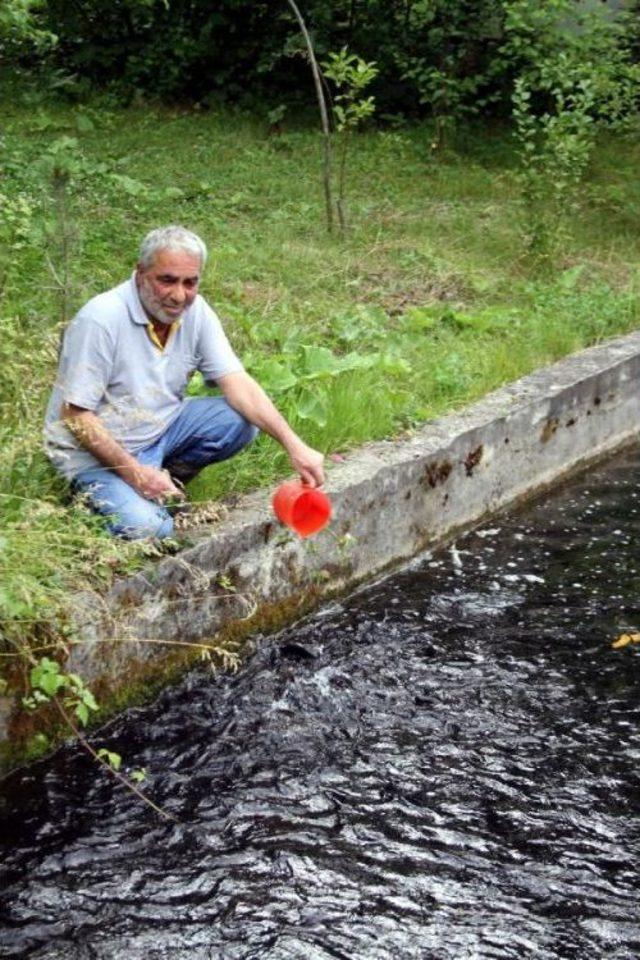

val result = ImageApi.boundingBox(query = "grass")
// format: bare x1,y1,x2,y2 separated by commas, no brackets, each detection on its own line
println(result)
1,71,639,690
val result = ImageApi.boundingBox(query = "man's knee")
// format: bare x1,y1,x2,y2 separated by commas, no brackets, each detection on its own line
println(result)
192,399,258,459
217,407,258,463
231,413,259,449
161,398,259,482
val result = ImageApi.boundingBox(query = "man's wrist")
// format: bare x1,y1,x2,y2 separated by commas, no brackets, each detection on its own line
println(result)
281,431,307,457
115,456,147,484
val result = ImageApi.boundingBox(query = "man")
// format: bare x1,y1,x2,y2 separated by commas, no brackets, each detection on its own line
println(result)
44,225,325,539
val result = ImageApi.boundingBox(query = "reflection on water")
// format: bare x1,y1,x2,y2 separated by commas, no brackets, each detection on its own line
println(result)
2,449,640,960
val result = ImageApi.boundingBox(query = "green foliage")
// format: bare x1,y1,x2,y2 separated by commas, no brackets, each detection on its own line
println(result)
505,0,640,260
0,0,55,58
323,48,378,133
397,0,506,148
512,72,596,257
29,0,638,125
24,656,99,726
37,0,287,102
190,309,408,429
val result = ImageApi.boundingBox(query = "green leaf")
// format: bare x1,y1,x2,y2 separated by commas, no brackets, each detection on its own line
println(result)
111,174,146,197
75,112,95,134
30,657,64,697
97,748,122,771
559,264,585,290
400,306,442,331
81,688,99,711
334,104,346,128
255,358,298,392
379,353,412,375
186,371,206,396
32,733,49,751
130,768,147,783
300,346,342,379
1,585,32,618
297,388,328,427
337,351,377,372
75,702,89,726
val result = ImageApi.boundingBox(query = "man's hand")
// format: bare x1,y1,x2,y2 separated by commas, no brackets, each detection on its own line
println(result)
62,404,184,503
288,440,325,488
127,464,183,503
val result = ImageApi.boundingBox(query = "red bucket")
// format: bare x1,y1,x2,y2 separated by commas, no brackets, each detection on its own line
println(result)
272,480,332,538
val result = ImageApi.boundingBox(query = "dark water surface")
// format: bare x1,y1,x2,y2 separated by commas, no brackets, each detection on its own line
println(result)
2,449,640,960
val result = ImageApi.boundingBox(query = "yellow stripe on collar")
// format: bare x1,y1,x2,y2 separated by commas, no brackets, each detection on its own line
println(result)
146,319,181,351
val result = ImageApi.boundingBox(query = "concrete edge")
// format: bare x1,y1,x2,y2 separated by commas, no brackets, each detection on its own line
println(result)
3,330,640,757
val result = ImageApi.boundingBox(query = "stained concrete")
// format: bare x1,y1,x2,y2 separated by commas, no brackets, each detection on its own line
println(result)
3,331,640,752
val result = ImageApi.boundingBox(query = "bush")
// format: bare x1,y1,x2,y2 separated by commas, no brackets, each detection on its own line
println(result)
506,0,640,258
33,0,638,119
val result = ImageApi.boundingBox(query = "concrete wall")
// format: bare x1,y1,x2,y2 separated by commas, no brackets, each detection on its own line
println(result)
3,331,640,756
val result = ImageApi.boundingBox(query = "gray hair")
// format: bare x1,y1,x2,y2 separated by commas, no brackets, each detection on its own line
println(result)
138,225,207,270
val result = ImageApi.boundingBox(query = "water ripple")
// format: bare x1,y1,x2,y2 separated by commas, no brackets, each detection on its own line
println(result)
2,449,640,958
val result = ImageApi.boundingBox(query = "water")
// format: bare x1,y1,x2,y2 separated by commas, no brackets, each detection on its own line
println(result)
2,448,640,960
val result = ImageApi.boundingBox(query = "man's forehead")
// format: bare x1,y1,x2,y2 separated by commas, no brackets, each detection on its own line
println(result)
148,248,201,275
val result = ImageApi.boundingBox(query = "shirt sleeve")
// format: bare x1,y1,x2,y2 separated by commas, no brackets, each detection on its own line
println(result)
57,313,115,411
196,300,244,382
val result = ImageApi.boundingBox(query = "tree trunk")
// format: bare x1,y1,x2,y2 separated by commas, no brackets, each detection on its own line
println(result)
285,0,334,232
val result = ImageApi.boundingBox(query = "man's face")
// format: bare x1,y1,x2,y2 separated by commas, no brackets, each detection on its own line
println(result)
136,248,202,325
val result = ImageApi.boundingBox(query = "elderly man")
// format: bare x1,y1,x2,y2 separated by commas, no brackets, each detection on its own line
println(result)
44,225,325,539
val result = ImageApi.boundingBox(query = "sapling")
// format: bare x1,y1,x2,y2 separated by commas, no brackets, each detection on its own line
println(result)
38,137,83,324
322,48,378,233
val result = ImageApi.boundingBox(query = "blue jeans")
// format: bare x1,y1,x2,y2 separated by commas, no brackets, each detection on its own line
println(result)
73,397,258,539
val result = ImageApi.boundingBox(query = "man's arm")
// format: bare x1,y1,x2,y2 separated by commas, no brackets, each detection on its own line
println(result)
62,404,182,501
217,371,325,487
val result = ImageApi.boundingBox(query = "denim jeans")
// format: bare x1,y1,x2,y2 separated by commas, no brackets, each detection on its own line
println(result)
73,397,258,539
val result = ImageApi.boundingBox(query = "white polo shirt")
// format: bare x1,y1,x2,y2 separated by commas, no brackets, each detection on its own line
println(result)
43,274,243,479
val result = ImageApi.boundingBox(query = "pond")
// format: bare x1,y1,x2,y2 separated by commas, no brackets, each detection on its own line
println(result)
1,447,640,959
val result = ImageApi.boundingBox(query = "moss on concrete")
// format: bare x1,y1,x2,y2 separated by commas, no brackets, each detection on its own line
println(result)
0,584,327,775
